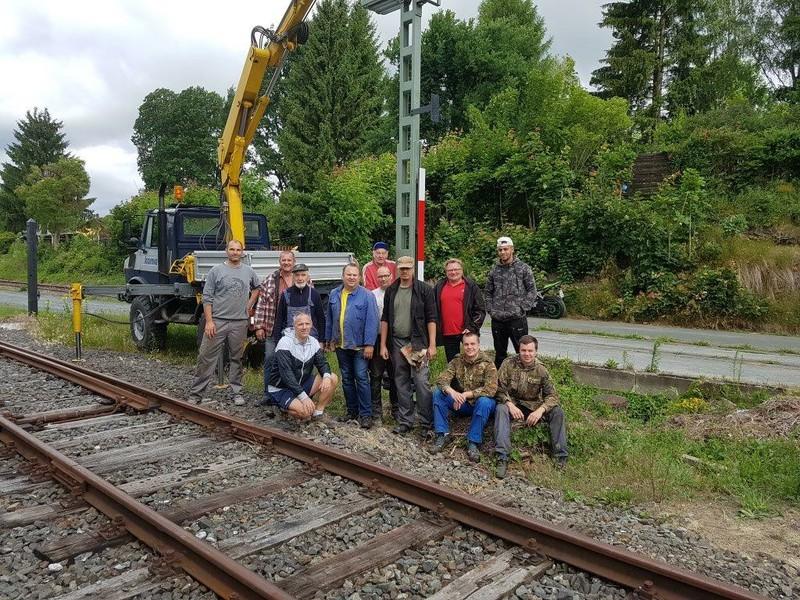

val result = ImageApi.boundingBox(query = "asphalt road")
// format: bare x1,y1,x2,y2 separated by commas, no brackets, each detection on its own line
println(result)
2,290,798,388
483,317,800,388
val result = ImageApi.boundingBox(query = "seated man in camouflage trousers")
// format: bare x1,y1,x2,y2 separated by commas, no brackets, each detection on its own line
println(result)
431,332,498,462
494,335,568,478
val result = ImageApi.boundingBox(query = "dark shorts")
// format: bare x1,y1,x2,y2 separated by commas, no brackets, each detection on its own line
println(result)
268,377,315,411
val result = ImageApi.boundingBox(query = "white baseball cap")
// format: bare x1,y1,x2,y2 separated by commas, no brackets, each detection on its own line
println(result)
496,236,514,248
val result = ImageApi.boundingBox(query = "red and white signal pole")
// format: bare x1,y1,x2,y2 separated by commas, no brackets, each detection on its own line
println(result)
416,167,426,281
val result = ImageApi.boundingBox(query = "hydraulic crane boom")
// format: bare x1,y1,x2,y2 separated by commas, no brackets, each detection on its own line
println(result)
218,0,314,247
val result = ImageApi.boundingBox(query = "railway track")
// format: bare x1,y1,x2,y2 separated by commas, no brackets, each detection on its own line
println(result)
0,340,774,600
0,279,70,294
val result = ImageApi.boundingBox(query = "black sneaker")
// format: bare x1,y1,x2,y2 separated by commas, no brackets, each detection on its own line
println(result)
392,424,411,434
359,416,373,429
467,443,480,463
432,433,452,453
496,456,508,479
337,413,358,423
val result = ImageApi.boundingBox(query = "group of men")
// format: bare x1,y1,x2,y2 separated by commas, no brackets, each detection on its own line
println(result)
189,237,568,478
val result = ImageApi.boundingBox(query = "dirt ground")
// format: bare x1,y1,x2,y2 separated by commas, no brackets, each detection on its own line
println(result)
670,396,800,439
656,499,800,570
662,397,800,569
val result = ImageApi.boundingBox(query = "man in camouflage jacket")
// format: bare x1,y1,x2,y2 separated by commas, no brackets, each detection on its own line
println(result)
431,332,498,462
485,236,537,369
493,335,568,478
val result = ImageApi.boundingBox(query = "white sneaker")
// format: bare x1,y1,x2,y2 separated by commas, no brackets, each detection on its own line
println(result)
232,394,245,406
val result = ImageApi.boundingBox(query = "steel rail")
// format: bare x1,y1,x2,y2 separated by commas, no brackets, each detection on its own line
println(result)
0,279,70,293
0,341,768,600
0,414,293,600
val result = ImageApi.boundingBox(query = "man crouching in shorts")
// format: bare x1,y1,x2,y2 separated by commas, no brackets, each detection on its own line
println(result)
267,313,338,419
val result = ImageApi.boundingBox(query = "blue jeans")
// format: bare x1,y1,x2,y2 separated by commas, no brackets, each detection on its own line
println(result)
432,389,496,444
336,348,372,417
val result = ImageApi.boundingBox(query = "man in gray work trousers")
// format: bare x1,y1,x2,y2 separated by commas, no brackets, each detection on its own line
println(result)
189,239,261,406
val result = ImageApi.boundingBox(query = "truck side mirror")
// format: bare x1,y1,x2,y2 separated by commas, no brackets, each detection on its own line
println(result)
127,236,141,250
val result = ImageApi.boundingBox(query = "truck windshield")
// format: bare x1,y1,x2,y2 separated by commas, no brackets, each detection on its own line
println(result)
182,216,262,240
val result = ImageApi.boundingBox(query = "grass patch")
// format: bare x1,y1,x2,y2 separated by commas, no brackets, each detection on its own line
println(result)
0,306,26,319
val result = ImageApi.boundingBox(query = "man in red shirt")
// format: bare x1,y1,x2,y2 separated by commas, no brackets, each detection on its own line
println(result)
362,241,397,291
434,258,487,362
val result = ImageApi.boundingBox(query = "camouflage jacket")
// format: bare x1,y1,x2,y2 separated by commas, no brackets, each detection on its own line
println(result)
436,351,498,402
496,356,559,412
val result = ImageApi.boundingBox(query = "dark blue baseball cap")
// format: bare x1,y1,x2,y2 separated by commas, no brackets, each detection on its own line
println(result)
372,241,389,251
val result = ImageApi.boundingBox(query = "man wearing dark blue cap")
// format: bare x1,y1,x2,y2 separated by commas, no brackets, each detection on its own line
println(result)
362,241,397,291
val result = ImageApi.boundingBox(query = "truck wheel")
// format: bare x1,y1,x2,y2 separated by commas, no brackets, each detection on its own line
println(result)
130,297,167,351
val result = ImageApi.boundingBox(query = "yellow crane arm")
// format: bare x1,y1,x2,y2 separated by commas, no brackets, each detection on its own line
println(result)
218,0,315,246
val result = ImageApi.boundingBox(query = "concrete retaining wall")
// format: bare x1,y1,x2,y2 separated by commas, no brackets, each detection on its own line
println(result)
570,364,784,397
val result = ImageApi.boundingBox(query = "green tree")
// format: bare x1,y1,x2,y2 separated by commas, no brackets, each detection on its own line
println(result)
131,87,225,189
278,0,384,191
16,157,91,247
404,1,550,145
591,1,702,131
756,0,800,97
0,108,69,232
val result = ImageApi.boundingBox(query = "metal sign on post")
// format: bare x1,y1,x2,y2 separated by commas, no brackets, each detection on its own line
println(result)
362,0,440,280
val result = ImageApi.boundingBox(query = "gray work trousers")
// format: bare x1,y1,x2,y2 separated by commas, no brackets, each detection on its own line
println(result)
493,403,568,459
190,318,248,396
391,336,433,429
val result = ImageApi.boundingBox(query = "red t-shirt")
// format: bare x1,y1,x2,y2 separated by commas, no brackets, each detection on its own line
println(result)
440,279,466,336
362,260,397,291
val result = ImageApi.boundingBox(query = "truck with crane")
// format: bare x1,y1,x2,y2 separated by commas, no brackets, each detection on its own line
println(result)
73,0,352,355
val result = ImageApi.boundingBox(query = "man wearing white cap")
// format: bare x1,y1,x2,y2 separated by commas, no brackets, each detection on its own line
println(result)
485,236,537,369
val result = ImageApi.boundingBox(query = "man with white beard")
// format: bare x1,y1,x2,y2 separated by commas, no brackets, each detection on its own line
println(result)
272,263,326,344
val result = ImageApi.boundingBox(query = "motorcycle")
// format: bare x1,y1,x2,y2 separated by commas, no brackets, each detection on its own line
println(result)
531,281,566,319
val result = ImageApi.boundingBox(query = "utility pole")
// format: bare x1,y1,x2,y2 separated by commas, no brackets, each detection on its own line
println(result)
362,0,440,280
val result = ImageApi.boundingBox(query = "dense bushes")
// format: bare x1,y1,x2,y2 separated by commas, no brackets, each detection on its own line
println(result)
0,238,121,284
0,231,17,254
610,267,768,326
654,102,800,188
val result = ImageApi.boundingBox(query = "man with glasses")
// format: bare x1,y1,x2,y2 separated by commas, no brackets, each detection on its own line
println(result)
433,258,486,362
362,241,397,291
369,265,397,420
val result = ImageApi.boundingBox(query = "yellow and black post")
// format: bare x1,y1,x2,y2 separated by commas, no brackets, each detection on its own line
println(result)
70,283,83,360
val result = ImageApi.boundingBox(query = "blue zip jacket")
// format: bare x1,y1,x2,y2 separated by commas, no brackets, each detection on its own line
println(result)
325,285,380,349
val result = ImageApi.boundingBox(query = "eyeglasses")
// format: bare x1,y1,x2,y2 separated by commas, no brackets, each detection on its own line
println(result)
377,274,391,278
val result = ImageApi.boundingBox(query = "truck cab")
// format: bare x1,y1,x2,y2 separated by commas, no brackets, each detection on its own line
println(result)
124,206,270,284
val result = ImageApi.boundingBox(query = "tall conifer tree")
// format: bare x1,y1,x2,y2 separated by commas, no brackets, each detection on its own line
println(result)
278,0,384,191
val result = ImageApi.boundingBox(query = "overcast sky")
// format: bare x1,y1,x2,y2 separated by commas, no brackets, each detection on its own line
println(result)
0,0,610,216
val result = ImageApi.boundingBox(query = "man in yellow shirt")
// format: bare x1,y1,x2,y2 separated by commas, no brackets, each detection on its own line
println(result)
325,264,380,428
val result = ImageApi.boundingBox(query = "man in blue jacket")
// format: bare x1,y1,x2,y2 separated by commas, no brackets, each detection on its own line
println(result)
326,263,380,428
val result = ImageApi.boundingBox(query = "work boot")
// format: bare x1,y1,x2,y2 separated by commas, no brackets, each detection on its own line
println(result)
392,424,411,434
495,456,508,479
359,415,373,429
467,442,480,463
337,413,358,423
555,456,568,470
431,433,452,453
188,393,203,405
